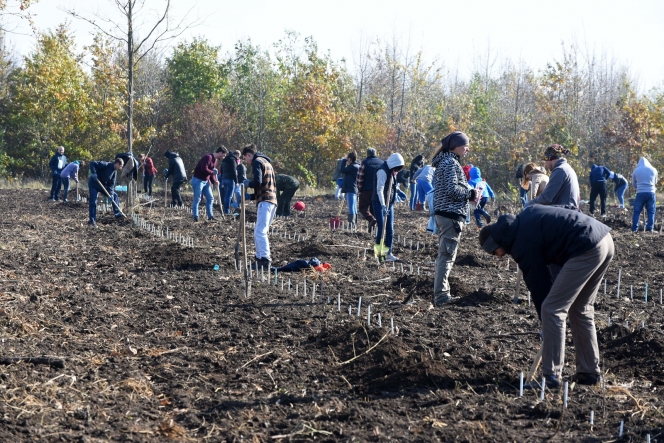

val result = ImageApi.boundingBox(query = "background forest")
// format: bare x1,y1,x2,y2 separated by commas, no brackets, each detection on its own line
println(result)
1,24,663,195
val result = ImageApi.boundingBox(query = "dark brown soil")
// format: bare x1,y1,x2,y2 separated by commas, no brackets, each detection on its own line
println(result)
1,188,663,441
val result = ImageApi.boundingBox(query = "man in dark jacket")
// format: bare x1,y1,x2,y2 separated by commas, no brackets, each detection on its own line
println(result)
515,163,527,207
242,144,277,270
192,147,226,222
479,205,614,388
341,151,360,226
220,150,239,214
409,154,424,210
88,158,124,226
48,146,67,201
357,148,383,231
589,164,612,218
275,174,300,217
163,151,187,207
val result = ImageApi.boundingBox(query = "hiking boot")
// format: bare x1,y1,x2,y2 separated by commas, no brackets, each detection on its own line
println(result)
193,216,199,222
385,254,399,262
483,213,491,224
368,219,377,233
572,372,601,386
251,257,271,271
524,374,560,390
434,295,459,306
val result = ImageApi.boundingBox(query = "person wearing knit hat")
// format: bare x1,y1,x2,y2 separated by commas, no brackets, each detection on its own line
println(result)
356,147,383,232
430,131,476,306
371,152,405,261
478,205,614,389
60,160,84,203
526,144,580,209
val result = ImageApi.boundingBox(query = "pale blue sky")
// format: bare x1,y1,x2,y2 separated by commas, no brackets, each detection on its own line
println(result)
5,0,664,91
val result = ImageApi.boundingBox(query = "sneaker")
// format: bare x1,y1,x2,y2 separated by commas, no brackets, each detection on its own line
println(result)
63,199,69,203
88,221,97,227
524,374,560,390
48,198,56,202
601,214,607,218
572,373,601,385
434,295,458,306
385,254,399,262
483,214,491,224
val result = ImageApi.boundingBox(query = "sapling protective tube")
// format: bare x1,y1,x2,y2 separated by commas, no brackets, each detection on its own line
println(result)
281,278,284,291
519,372,523,397
390,318,394,335
619,421,623,437
357,297,362,316
617,269,622,298
630,285,633,300
348,304,352,315
642,320,645,328
400,263,404,273
608,316,611,326
392,261,395,271
288,279,291,291
417,267,420,276
378,313,382,327
564,381,569,408
409,263,413,274
540,377,545,400
337,293,341,311
312,284,316,303
410,240,412,250
645,283,648,302
304,279,307,297
604,279,606,295
417,241,419,251
590,410,594,425
274,269,277,286
296,284,299,297
660,288,662,304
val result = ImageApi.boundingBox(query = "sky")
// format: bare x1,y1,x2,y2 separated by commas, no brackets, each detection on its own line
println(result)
4,0,664,91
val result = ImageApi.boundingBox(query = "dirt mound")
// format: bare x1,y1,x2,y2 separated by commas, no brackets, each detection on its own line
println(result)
316,322,454,394
455,253,491,267
599,325,664,380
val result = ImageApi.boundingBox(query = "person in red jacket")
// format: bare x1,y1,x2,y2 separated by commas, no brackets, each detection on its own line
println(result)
138,154,158,197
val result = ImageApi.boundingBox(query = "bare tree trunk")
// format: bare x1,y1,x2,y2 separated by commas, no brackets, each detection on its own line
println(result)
127,0,134,156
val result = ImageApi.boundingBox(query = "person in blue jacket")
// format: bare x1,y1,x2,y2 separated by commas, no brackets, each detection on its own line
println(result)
479,205,614,388
608,170,628,209
48,146,67,201
589,164,612,217
88,158,124,226
468,166,495,228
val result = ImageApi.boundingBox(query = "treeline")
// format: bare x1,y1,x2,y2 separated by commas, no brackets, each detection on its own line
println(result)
1,26,663,193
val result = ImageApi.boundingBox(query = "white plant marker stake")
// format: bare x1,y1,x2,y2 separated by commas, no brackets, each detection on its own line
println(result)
519,372,524,397
312,284,316,303
363,249,366,260
626,321,629,329
563,381,569,408
288,279,291,291
642,320,645,328
647,434,651,443
589,410,594,425
617,268,621,298
417,267,420,276
367,305,371,326
348,304,352,315
528,291,531,306
410,240,412,250
392,261,395,271
630,285,633,300
417,241,420,251
378,313,382,328
619,421,623,437
390,318,394,335
261,267,264,282
304,279,307,297
357,297,362,316
645,283,648,302
608,316,611,326
337,293,341,311
660,288,662,304
400,263,404,273
409,263,413,274
281,278,284,291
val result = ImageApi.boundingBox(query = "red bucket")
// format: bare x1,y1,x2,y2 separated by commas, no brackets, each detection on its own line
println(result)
329,216,341,230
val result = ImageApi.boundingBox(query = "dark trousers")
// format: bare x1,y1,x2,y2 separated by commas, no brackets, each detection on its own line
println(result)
589,182,607,215
171,180,185,206
88,180,120,223
276,185,298,216
473,197,490,227
143,175,155,196
358,190,375,222
50,173,62,199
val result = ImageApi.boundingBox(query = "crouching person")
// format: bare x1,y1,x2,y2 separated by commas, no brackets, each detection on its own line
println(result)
88,158,124,226
478,205,614,388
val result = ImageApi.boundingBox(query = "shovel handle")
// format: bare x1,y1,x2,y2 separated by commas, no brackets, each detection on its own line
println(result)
95,178,126,218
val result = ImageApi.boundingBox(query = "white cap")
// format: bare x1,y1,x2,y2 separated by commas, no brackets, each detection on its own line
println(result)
386,153,405,169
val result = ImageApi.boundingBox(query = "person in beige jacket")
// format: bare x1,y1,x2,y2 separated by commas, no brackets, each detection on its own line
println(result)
524,163,550,201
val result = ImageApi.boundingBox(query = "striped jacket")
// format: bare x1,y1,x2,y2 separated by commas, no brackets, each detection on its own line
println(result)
249,153,277,205
432,151,471,220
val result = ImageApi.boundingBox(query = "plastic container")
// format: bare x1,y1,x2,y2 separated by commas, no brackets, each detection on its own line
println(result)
473,181,487,203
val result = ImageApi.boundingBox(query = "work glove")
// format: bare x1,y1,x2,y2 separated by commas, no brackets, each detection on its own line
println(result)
91,174,98,181
213,168,218,175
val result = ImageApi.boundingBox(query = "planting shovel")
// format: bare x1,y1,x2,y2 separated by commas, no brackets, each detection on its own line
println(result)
95,178,127,218
526,346,543,383
374,173,394,262
216,182,226,220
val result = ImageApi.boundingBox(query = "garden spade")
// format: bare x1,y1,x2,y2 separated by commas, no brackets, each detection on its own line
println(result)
95,178,127,218
374,173,394,262
526,346,543,383
234,184,245,269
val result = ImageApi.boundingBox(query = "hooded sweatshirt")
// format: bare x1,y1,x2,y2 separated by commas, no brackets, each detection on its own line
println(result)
163,151,187,182
372,153,404,206
468,167,495,199
632,157,658,193
526,158,579,209
413,165,435,184
486,205,611,317
589,164,611,184
527,167,549,200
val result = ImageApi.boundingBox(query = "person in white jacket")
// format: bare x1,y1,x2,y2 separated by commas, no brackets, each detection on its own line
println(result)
631,157,658,231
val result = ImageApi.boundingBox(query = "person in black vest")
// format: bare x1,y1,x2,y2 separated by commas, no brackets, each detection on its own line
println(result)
479,205,614,388
341,151,360,226
163,151,188,207
356,148,383,232
371,153,405,262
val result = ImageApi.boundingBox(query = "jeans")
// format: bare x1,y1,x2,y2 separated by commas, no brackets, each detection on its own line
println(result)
62,177,71,201
255,201,277,260
540,235,613,377
589,181,607,215
88,180,120,223
434,216,463,302
335,178,344,200
345,192,357,215
358,190,375,222
171,180,185,206
50,172,62,199
143,175,155,196
372,201,394,254
232,184,242,208
409,182,417,210
631,192,656,231
615,184,627,207
191,177,214,219
416,180,433,206
277,185,299,216
519,186,528,207
473,197,490,227
221,179,235,214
